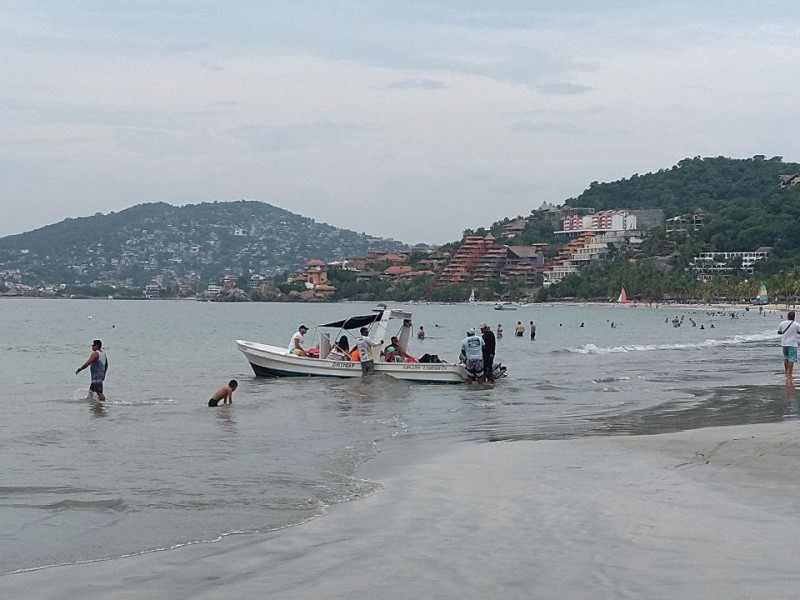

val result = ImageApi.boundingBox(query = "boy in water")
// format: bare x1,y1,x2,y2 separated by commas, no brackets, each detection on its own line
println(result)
208,380,238,407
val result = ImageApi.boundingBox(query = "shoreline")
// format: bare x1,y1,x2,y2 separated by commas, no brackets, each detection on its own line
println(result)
4,420,800,599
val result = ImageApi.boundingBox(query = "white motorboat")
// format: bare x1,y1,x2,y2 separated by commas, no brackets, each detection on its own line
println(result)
237,307,500,384
494,302,517,311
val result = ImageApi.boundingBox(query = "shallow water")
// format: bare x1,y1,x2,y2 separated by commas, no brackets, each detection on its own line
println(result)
0,299,787,574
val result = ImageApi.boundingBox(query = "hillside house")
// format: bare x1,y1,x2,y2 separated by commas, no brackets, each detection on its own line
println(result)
502,219,527,238
780,174,800,188
666,212,705,235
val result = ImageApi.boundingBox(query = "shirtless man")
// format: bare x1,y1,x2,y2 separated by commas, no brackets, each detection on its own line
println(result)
208,380,238,407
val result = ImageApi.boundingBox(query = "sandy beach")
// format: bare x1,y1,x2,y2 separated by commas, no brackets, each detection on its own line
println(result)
4,421,800,599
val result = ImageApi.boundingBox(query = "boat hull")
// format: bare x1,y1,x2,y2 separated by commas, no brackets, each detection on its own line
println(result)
236,340,468,384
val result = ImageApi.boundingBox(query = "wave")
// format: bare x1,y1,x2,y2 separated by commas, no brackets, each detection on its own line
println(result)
43,498,129,512
564,332,774,355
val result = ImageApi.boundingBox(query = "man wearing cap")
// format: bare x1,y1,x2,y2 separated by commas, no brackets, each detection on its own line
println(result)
288,325,309,356
480,323,496,382
356,326,383,375
459,327,485,383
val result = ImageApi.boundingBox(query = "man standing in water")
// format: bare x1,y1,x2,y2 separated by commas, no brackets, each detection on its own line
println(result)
530,320,537,340
778,311,800,380
76,339,109,401
356,326,383,376
460,327,485,383
480,323,496,382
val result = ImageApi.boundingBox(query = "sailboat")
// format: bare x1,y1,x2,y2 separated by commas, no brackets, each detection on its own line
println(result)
468,289,476,304
753,281,769,305
617,286,633,304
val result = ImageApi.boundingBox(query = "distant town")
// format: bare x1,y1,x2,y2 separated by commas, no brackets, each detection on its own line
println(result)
0,202,774,302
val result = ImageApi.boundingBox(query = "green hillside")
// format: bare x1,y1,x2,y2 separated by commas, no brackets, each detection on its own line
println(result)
542,155,800,301
0,200,407,287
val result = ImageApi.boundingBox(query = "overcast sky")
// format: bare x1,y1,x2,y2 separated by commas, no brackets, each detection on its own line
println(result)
2,2,800,244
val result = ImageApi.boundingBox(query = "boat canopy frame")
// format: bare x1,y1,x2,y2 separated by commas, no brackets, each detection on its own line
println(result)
313,308,415,360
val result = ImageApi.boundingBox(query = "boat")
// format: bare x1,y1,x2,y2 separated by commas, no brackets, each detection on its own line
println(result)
753,281,769,305
494,303,517,311
237,307,506,384
617,286,633,304
467,289,476,304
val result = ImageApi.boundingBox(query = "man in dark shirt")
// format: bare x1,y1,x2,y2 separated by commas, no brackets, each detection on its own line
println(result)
480,323,496,382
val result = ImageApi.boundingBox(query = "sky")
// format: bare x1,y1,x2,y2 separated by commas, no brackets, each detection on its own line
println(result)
2,1,800,245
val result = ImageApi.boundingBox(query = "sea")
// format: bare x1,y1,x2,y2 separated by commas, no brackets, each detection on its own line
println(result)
0,298,790,588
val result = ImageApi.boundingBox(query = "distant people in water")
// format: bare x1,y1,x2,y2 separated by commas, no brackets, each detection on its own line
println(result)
76,339,109,402
515,322,525,337
530,320,536,340
417,326,425,340
496,324,503,339
208,380,237,407
580,322,584,328
289,325,309,356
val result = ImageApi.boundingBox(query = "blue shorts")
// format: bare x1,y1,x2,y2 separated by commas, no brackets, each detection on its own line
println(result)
783,346,798,362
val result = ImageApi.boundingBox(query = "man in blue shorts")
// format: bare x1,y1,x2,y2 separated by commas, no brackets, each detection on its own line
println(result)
778,311,800,381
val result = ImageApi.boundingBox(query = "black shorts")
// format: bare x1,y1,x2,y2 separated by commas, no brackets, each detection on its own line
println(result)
208,398,220,407
360,359,375,376
90,380,104,394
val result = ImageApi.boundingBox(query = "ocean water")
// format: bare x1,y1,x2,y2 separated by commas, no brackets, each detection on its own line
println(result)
0,298,787,575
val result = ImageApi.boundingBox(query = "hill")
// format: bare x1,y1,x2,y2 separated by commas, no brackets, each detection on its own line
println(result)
562,155,800,265
0,201,408,287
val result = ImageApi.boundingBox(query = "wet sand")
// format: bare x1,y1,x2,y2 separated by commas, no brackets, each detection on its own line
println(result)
5,422,800,599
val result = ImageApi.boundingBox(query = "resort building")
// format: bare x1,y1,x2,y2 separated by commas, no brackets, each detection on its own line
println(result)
690,248,772,282
436,234,496,286
542,232,596,287
666,212,705,235
560,210,638,235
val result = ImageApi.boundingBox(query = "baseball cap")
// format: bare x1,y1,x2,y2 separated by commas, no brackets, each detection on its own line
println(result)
480,323,489,330
467,327,476,335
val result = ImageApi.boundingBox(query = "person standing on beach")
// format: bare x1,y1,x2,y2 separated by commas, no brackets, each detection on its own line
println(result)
778,311,800,380
356,326,383,376
75,339,109,401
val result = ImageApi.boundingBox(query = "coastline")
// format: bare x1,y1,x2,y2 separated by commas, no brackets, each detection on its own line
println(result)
5,420,800,599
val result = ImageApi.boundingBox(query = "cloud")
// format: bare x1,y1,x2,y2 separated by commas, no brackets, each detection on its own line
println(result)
115,127,199,157
536,82,592,96
230,120,365,153
2,2,800,244
510,120,583,135
386,78,446,90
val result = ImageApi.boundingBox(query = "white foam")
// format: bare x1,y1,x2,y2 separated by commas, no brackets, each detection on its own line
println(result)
568,332,774,354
